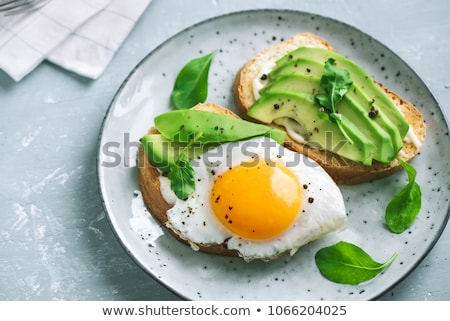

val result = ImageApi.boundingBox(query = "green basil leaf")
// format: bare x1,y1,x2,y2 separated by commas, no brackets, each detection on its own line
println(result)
167,153,196,200
315,241,397,285
171,51,217,110
314,58,354,144
318,58,353,112
314,93,330,110
385,158,422,233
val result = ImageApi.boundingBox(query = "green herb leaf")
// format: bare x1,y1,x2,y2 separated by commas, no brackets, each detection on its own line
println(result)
314,58,354,144
167,152,196,200
385,158,422,233
315,241,397,285
171,51,217,110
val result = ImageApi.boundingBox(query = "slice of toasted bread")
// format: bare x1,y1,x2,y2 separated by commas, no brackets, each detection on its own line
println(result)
137,103,240,257
233,32,426,184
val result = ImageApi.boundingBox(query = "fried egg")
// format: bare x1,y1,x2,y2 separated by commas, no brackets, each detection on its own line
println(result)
159,137,346,261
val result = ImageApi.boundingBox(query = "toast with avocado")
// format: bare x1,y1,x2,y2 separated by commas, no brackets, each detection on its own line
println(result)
234,32,426,184
137,102,286,256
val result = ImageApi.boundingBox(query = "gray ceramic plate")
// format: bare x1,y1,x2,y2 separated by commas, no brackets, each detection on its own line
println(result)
97,10,450,300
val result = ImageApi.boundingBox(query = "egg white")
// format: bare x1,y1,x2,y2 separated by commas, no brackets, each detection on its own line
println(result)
159,137,347,261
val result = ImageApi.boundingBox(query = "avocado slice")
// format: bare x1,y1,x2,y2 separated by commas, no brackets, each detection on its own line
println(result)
261,74,396,163
248,91,373,165
346,83,404,154
140,134,216,172
140,134,186,172
261,73,320,96
154,109,286,145
268,57,323,80
275,47,409,139
143,109,288,172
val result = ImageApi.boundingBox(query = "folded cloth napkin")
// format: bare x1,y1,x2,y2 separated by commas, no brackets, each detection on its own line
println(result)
0,0,152,81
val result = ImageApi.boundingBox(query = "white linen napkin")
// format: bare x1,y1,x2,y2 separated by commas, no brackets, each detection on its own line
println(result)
0,0,152,81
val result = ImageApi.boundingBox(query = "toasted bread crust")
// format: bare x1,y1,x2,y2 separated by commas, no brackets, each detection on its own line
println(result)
137,103,240,257
233,32,426,184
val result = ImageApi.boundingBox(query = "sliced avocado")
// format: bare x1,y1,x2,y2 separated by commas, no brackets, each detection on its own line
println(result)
341,91,395,163
267,61,404,156
141,134,177,172
154,109,286,145
248,91,373,165
266,49,406,159
143,110,288,173
140,134,215,172
275,47,409,139
346,84,404,154
141,134,184,172
261,73,321,96
269,58,323,80
261,74,396,163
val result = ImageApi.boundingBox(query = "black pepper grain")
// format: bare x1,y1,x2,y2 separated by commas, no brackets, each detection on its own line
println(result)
368,106,379,119
308,197,314,204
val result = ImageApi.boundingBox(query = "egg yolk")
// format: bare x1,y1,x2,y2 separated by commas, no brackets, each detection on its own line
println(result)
210,159,302,240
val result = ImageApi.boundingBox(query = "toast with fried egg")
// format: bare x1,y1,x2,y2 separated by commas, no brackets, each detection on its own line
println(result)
138,103,240,257
138,102,347,261
233,32,426,184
